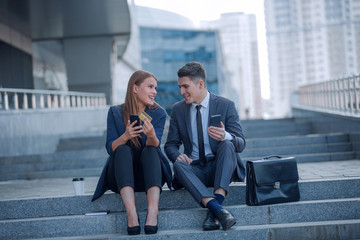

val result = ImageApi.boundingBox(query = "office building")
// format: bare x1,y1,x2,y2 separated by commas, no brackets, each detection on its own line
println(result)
136,6,224,113
265,0,360,117
202,13,263,119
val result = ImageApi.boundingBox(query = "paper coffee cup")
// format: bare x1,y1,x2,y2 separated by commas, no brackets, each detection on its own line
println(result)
72,178,85,195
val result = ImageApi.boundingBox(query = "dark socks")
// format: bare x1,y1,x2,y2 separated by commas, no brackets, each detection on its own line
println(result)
214,193,225,205
206,198,223,216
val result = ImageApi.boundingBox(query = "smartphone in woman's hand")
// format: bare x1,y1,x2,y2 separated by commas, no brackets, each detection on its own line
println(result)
130,114,140,127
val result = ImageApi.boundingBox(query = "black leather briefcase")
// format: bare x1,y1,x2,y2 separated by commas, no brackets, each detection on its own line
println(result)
246,156,300,206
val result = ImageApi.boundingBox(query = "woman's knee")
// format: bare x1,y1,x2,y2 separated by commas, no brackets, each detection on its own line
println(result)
140,146,159,162
141,146,157,155
114,144,132,155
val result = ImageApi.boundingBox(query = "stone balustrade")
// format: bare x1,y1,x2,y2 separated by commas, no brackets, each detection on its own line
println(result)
0,88,106,110
299,74,360,117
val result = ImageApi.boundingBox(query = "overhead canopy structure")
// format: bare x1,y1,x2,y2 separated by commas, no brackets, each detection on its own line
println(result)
29,0,131,40
0,0,132,103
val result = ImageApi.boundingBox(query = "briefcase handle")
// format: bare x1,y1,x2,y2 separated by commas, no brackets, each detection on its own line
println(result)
263,155,282,160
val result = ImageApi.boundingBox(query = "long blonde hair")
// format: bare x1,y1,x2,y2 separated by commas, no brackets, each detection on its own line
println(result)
123,70,158,149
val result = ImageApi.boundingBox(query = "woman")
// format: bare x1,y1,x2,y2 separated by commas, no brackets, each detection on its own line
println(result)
92,70,172,235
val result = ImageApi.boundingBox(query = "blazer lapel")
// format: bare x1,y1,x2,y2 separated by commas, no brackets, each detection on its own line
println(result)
208,93,219,151
208,93,218,125
184,103,192,140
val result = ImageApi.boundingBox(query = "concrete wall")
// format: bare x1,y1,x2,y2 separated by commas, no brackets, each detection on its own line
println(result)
292,106,360,133
0,107,107,157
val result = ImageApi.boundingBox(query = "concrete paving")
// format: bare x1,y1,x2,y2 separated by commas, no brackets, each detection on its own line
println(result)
0,160,360,201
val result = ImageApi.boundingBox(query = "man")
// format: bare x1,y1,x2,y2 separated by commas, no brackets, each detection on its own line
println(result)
164,62,246,231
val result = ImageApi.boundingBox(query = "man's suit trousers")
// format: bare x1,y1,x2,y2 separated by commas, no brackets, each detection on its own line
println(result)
173,140,237,205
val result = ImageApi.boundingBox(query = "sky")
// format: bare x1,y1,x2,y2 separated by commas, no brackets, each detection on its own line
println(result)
133,0,269,99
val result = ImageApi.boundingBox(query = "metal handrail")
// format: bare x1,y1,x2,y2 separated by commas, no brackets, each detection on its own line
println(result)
298,74,360,116
0,88,106,110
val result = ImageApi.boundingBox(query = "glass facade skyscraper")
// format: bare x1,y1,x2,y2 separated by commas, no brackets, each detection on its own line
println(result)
139,26,220,113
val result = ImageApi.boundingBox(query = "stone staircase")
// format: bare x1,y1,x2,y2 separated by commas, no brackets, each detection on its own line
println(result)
1,178,359,239
0,117,360,239
0,118,357,181
0,134,107,181
241,118,356,162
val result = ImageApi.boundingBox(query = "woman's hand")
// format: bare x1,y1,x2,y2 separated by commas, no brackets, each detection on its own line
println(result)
125,119,143,140
143,118,159,147
111,120,143,151
142,118,156,138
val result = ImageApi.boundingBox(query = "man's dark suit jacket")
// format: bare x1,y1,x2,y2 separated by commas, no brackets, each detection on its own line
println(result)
164,92,246,182
92,105,172,202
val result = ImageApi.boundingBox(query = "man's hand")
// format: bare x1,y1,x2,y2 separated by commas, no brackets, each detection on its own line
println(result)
176,154,192,164
208,121,225,141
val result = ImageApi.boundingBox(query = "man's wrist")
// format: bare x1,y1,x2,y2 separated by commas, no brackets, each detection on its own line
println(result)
222,131,233,141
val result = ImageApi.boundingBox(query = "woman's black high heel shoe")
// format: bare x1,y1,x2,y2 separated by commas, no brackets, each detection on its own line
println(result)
127,216,141,235
144,213,158,234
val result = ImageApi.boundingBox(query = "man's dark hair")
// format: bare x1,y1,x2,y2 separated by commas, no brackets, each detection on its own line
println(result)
177,61,207,85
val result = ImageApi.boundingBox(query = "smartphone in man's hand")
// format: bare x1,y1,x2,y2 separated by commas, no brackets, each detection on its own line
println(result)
130,114,140,127
210,115,221,127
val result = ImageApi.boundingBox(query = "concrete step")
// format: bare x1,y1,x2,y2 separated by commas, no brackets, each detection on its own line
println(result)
0,149,107,166
0,158,105,174
243,120,311,131
241,118,301,126
241,142,353,158
241,119,314,138
56,135,105,152
243,126,313,138
0,148,107,181
0,167,102,181
1,198,359,239
243,151,356,163
350,133,360,158
27,219,360,240
1,178,359,220
245,133,349,148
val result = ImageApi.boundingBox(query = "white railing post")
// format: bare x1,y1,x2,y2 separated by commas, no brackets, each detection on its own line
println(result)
77,96,81,107
31,93,36,109
53,95,58,108
355,75,360,113
343,78,347,111
39,94,44,108
348,77,353,112
47,95,51,108
23,93,28,109
14,93,19,110
60,95,64,108
65,95,70,108
4,92,9,110
81,96,86,107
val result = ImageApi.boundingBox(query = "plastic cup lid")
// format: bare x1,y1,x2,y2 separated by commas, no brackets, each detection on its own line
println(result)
72,178,84,181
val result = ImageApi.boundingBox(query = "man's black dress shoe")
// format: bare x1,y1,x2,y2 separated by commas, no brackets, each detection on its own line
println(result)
203,211,220,231
216,209,236,230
